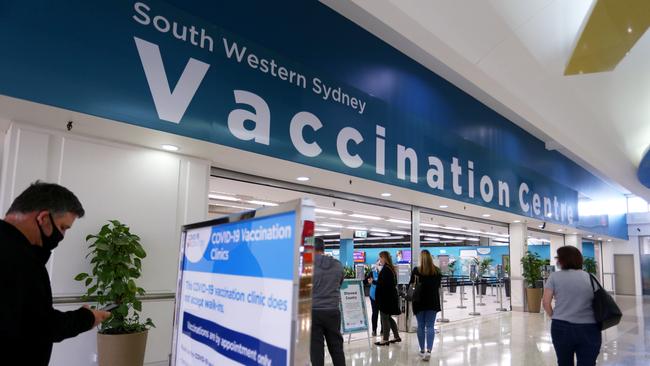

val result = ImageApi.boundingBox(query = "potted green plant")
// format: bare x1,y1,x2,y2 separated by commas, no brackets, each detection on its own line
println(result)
583,257,597,275
521,251,544,313
343,266,356,279
447,260,458,293
75,220,154,366
503,260,511,297
478,257,494,295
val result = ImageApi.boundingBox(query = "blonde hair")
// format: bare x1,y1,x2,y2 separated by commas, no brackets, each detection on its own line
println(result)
419,250,439,276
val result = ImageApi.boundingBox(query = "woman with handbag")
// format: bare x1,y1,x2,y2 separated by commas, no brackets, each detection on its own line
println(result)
374,251,401,346
543,246,601,366
408,250,442,361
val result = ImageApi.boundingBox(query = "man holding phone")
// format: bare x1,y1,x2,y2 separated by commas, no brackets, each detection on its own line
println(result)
0,182,111,365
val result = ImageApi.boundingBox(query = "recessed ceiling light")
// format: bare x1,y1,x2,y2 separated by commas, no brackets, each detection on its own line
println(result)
587,235,593,238
161,144,179,151
513,220,521,223
208,194,240,202
439,205,449,209
482,214,491,217
369,232,390,237
346,226,367,231
320,223,343,228
296,176,310,182
349,213,382,220
248,200,278,207
607,239,612,242
390,230,409,235
627,26,633,33
315,208,344,215
387,218,411,225
546,213,553,217
381,192,392,197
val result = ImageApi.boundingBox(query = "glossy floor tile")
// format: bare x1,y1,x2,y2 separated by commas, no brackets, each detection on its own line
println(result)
325,295,649,365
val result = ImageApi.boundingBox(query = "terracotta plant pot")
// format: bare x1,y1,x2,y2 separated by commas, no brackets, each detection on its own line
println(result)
526,288,543,313
97,330,148,366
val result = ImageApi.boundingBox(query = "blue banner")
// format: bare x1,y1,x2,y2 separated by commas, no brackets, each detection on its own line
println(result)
182,311,287,365
183,212,296,281
0,0,580,226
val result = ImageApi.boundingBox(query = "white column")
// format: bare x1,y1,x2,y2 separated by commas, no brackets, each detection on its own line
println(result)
549,234,564,268
411,207,420,268
564,234,582,253
509,223,528,312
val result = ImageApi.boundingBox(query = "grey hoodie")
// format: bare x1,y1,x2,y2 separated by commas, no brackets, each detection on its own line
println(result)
312,254,344,310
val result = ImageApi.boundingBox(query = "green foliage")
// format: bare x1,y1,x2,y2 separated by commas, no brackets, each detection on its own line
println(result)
521,251,544,288
343,266,356,279
446,260,457,276
478,257,494,276
583,257,597,275
75,220,154,334
364,264,372,277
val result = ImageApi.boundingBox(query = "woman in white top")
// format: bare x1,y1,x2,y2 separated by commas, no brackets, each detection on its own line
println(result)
543,246,600,366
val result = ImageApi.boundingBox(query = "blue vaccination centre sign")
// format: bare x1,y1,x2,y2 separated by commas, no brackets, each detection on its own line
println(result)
0,0,629,235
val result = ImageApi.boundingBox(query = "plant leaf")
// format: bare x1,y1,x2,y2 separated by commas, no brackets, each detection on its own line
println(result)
74,273,88,281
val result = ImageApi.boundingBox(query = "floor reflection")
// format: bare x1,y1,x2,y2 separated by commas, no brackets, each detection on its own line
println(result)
324,296,649,365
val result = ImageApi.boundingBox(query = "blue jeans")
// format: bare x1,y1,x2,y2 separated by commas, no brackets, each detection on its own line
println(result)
415,310,437,351
551,320,601,366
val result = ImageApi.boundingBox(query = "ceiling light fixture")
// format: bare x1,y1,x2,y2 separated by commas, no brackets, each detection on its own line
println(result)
627,26,633,33
349,213,382,220
346,226,367,231
296,176,310,182
248,200,278,207
513,220,521,223
315,208,344,215
161,144,179,151
387,219,411,225
390,230,409,235
381,192,392,197
369,232,390,237
208,194,240,202
439,205,449,209
370,227,390,233
320,223,343,228
587,235,593,238
482,214,491,217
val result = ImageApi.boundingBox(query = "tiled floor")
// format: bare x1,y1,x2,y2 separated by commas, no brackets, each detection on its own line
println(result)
326,295,649,365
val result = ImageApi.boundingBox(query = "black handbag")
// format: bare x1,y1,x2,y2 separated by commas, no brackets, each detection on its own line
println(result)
406,273,421,302
589,274,622,330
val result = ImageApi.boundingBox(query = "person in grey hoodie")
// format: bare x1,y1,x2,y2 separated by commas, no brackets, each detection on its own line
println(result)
310,237,346,366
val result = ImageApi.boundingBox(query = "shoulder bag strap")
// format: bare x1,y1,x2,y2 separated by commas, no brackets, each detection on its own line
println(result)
588,273,602,292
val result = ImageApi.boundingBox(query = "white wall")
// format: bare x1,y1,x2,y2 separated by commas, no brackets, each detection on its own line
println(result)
600,212,650,296
0,122,210,365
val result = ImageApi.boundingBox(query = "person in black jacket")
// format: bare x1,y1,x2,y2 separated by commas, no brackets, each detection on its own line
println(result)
374,251,401,346
0,182,110,365
409,250,442,361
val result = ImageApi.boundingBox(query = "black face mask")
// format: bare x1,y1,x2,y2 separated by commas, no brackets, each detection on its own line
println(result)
37,213,64,251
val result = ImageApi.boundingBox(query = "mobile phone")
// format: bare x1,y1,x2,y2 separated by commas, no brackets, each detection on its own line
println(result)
99,303,119,312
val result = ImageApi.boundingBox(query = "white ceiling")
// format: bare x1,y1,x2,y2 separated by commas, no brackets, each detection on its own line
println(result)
323,0,650,201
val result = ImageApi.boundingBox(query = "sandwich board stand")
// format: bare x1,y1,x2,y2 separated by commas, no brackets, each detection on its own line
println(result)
339,279,372,349
170,199,315,366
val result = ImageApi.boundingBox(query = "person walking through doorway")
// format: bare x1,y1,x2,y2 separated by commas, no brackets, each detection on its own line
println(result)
375,251,401,346
310,237,346,366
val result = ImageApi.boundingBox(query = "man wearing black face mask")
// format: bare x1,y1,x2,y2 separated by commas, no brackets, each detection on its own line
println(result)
0,182,111,365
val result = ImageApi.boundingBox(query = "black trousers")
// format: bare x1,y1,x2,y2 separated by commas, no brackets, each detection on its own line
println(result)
380,311,399,341
310,309,346,366
370,297,379,334
551,320,601,366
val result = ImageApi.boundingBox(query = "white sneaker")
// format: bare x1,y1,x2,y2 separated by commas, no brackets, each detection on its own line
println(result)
423,351,431,361
418,350,426,360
